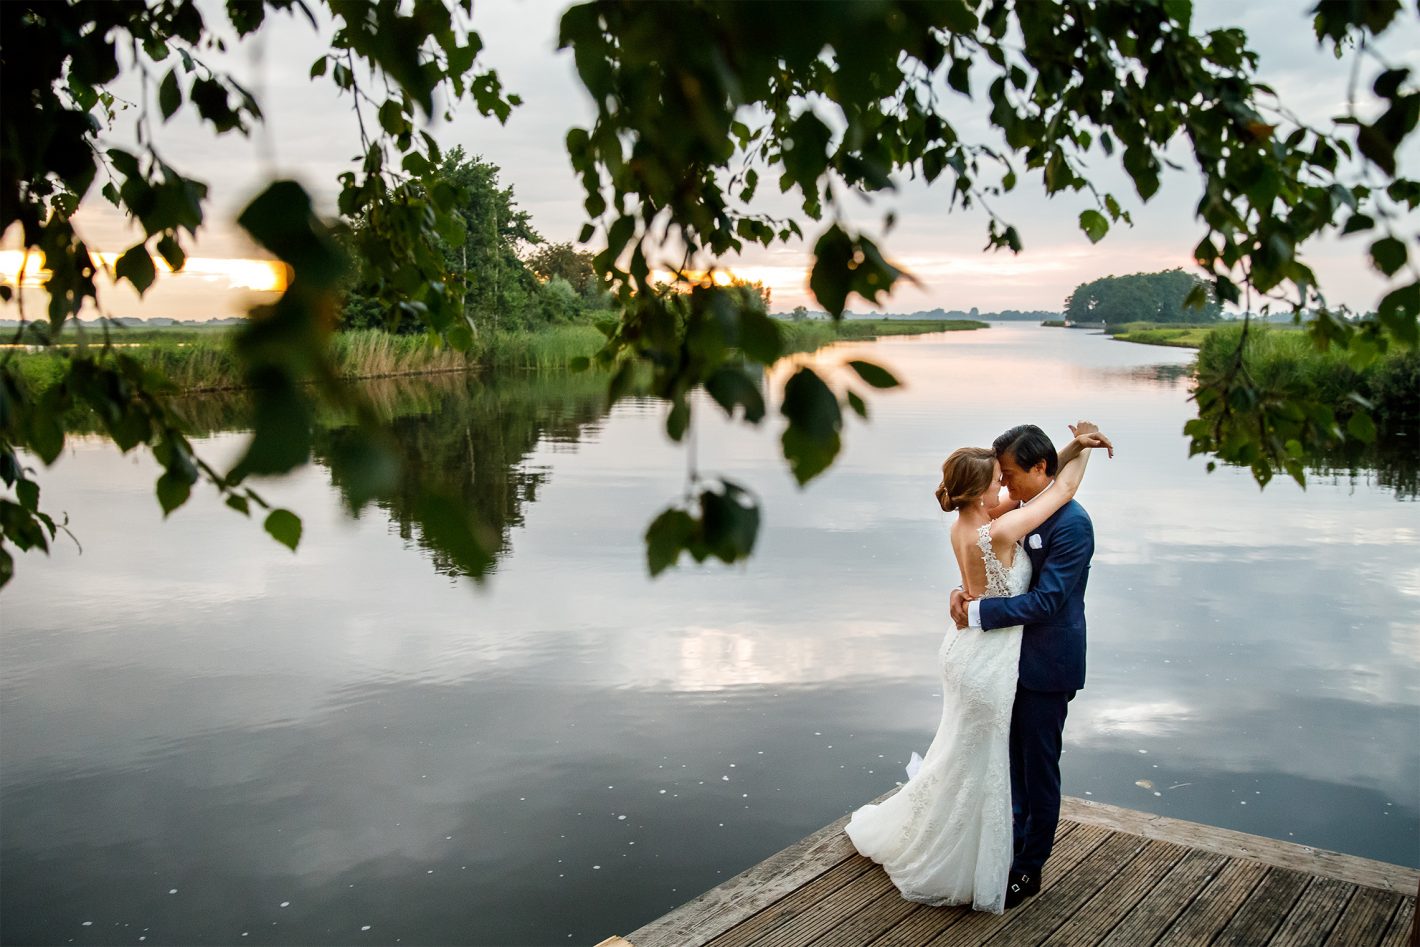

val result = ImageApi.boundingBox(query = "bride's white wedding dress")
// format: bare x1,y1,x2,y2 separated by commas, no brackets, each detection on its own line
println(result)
844,523,1031,913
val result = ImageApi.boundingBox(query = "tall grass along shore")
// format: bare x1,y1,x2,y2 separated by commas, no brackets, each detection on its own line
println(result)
1196,324,1418,432
7,318,986,394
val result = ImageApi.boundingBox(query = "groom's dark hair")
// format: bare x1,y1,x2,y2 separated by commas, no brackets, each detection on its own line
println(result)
994,424,1059,476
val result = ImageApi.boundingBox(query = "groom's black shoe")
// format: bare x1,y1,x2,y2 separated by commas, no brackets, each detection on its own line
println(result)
1004,871,1040,909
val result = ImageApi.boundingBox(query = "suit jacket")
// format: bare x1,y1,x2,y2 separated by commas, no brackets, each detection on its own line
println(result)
978,498,1093,693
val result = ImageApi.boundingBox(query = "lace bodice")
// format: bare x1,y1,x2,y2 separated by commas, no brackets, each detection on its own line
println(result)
975,524,1027,599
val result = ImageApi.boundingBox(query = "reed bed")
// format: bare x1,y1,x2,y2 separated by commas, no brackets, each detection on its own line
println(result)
6,317,988,395
1197,324,1418,428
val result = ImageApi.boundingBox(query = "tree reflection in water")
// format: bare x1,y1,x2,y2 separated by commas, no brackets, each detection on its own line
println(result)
163,370,618,577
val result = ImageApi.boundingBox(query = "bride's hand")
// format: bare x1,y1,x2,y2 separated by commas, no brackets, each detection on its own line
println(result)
1076,431,1114,458
1069,419,1100,437
1079,428,1113,460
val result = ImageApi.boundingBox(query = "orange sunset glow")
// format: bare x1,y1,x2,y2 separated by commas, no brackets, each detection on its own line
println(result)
0,250,288,293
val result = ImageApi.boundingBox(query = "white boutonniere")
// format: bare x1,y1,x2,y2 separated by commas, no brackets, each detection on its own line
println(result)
1028,534,1043,550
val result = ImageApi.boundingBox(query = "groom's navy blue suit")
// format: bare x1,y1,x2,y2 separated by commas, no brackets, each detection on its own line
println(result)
978,497,1093,879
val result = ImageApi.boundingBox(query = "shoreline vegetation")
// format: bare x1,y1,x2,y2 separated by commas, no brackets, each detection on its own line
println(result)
5,318,987,395
1105,322,1228,348
1088,320,1418,436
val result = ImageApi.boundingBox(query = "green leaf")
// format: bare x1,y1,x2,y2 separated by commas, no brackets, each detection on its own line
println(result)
159,68,182,120
666,397,691,441
645,507,695,577
1078,209,1109,244
231,378,313,477
263,508,302,551
705,366,766,423
809,225,853,317
700,481,760,564
237,181,344,285
780,367,842,484
15,479,39,513
156,470,191,516
114,244,156,293
156,234,185,271
1370,236,1407,277
846,390,868,419
378,100,405,135
847,360,900,389
1346,410,1377,443
738,307,783,363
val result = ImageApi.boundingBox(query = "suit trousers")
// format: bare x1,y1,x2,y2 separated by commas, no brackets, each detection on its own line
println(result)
1009,684,1075,877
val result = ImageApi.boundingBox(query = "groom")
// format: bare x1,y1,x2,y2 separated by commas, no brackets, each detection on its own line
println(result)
950,423,1096,910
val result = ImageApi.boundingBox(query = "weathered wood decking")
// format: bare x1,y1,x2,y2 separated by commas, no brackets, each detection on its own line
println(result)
601,796,1418,947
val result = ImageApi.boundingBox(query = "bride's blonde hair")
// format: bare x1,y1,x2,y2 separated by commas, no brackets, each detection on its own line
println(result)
935,447,996,512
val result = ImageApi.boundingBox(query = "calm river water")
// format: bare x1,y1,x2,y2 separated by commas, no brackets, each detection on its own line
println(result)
2,324,1417,946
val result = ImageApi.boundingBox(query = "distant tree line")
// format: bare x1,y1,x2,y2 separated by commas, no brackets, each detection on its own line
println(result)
780,307,1057,321
1064,268,1222,325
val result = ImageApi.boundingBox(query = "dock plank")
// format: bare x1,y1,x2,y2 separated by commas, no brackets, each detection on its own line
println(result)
976,832,1150,946
1377,895,1413,947
923,823,1115,947
611,797,1418,947
626,808,861,947
1039,838,1189,946
1150,856,1269,946
1061,797,1418,895
702,855,876,947
1095,849,1232,947
810,885,927,947
710,860,894,947
1324,887,1404,946
1266,877,1355,946
1210,866,1312,946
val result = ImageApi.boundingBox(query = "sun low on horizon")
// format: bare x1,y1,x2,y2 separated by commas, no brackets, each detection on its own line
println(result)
0,248,288,322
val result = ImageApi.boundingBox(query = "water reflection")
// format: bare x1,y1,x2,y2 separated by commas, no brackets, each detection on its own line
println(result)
2,325,1417,947
171,370,620,579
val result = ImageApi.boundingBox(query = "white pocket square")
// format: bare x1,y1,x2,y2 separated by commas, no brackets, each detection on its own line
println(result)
1028,534,1043,550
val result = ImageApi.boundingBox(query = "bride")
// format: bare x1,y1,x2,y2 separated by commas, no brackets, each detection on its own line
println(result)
844,423,1111,913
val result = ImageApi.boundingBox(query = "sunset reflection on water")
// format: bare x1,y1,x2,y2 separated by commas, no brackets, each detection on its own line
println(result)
1,324,1415,947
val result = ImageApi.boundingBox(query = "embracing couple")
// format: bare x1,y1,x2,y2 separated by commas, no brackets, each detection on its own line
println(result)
845,421,1113,914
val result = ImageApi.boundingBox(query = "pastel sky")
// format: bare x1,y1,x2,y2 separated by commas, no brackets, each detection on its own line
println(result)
3,0,1416,320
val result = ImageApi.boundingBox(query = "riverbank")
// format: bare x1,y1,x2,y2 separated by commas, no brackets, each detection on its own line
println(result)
6,318,986,394
1106,321,1418,431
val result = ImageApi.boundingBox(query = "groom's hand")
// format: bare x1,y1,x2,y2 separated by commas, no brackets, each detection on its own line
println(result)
949,588,972,629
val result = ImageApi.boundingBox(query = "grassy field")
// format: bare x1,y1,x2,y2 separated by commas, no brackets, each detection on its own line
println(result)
1106,322,1222,348
5,318,987,394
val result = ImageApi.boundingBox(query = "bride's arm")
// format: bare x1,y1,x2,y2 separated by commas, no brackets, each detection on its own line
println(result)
990,431,1111,547
1055,420,1102,469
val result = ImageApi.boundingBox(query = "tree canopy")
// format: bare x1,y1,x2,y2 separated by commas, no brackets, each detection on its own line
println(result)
342,147,550,335
1064,269,1222,325
1,0,1416,587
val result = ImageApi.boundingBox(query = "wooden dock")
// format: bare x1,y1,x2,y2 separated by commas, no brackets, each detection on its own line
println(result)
600,795,1418,947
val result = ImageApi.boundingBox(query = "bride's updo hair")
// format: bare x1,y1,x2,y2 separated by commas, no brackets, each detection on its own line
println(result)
935,447,996,512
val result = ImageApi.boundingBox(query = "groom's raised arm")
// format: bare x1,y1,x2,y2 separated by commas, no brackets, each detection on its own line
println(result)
977,517,1093,631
